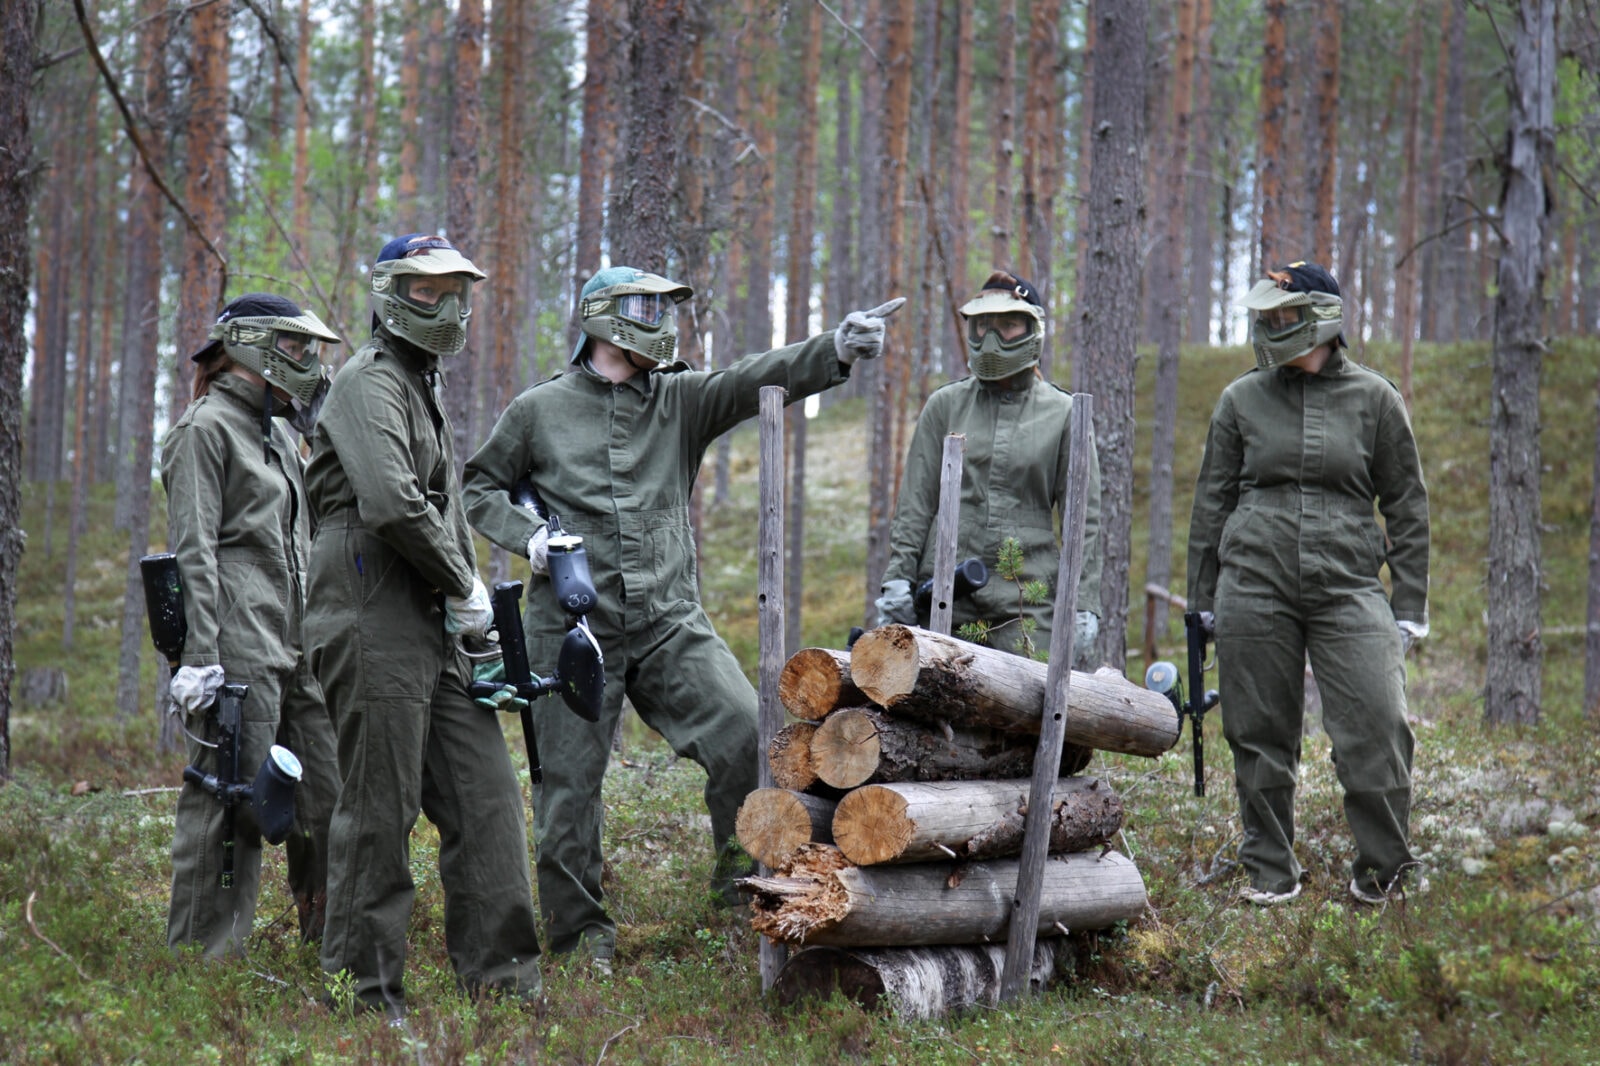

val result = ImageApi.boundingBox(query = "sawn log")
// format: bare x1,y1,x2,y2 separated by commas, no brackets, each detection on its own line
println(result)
850,624,1179,757
778,647,865,721
742,843,1147,947
831,776,1124,866
735,788,837,869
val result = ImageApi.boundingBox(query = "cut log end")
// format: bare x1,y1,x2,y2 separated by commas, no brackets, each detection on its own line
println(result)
736,789,838,869
768,722,819,792
810,707,883,789
832,786,914,866
778,647,864,720
849,625,927,709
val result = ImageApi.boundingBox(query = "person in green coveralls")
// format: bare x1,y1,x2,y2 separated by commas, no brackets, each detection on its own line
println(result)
462,264,902,973
162,292,342,955
1187,261,1430,907
876,271,1103,668
302,234,541,1014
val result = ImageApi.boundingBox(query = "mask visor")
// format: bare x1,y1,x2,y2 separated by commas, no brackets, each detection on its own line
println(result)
966,312,1036,348
616,292,667,327
1257,305,1308,342
397,273,474,316
273,330,320,368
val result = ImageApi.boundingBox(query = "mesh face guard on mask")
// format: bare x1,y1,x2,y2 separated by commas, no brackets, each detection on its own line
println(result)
1241,277,1344,369
207,297,341,408
370,233,486,356
573,266,693,367
958,277,1046,381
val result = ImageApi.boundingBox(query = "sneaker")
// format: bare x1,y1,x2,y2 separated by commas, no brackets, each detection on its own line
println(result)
1350,874,1430,905
591,956,613,979
1241,882,1302,906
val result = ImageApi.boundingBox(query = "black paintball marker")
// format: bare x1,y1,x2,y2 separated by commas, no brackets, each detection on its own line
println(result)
1143,610,1220,797
465,479,605,783
139,554,303,886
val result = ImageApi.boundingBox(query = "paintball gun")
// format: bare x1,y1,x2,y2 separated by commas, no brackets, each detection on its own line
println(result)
848,556,991,648
1143,610,1220,797
465,479,605,783
139,553,303,886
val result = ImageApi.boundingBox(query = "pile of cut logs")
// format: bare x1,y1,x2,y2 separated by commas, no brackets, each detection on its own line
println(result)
736,624,1180,1019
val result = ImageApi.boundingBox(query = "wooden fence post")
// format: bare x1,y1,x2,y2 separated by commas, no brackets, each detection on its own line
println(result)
757,385,789,990
999,394,1094,1001
927,434,966,635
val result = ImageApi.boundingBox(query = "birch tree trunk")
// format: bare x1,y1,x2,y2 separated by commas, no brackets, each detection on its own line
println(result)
1485,0,1555,726
773,940,1071,1019
1074,0,1146,669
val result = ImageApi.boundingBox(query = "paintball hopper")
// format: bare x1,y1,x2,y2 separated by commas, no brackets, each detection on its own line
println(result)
914,557,989,623
249,745,303,844
469,580,603,723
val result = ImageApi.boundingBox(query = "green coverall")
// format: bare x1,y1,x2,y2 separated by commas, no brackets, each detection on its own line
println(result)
1186,350,1429,897
883,374,1103,661
161,372,339,955
303,330,542,1010
461,333,850,960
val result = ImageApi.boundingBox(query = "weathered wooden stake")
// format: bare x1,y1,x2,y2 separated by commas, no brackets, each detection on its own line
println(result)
1000,394,1095,1001
757,385,789,989
928,434,966,635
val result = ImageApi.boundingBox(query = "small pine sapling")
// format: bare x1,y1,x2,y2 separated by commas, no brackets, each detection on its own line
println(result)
956,536,1051,661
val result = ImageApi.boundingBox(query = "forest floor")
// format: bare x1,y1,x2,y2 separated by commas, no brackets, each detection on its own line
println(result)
4,339,1599,1064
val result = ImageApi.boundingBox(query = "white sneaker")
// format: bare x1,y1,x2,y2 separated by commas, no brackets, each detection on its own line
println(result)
1241,882,1302,906
1350,874,1429,904
591,956,613,979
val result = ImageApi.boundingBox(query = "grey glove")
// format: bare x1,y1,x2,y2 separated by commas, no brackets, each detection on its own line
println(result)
1074,611,1099,652
445,575,493,641
527,526,550,577
875,579,916,627
168,664,224,718
833,298,907,365
1397,619,1429,655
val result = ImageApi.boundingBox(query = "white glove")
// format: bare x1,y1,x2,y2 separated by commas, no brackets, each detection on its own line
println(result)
833,297,906,365
875,579,916,627
1397,619,1429,654
445,575,494,641
168,664,225,718
527,526,550,577
1074,611,1100,650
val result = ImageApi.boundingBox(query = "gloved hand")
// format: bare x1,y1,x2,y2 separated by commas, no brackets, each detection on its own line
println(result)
445,575,493,641
470,653,529,713
1074,610,1100,651
875,579,916,627
168,664,225,718
1397,619,1429,654
833,297,907,365
527,526,550,577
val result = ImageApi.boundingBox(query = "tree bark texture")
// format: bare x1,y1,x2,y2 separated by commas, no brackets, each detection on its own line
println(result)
832,776,1123,866
572,0,616,351
1073,0,1145,669
1485,0,1554,726
174,0,230,419
767,722,822,792
773,940,1072,1019
1256,0,1286,268
779,647,865,721
1184,0,1214,346
0,0,37,777
990,0,1016,265
744,843,1146,947
444,0,483,465
736,788,838,869
1309,0,1341,265
851,625,1179,756
616,0,686,272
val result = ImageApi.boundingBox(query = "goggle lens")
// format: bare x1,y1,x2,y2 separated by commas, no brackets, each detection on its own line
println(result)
273,331,319,367
616,293,666,326
967,312,1034,345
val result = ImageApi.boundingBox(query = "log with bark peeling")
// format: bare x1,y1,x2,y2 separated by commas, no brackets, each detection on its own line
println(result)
807,705,1090,790
831,776,1124,866
850,624,1179,756
742,843,1147,947
778,647,865,721
773,940,1073,1019
735,788,838,868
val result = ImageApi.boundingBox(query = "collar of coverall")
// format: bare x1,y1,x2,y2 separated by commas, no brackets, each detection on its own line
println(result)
376,323,444,378
577,353,658,396
209,369,275,415
1275,345,1351,379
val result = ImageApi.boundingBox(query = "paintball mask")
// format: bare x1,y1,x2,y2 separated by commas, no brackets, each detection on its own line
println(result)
572,265,693,367
1241,261,1345,369
198,292,340,411
371,233,486,356
959,271,1046,381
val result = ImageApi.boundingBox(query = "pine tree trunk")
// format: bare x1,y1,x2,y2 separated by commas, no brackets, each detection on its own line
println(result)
946,0,973,377
175,0,230,421
1184,0,1214,346
571,0,616,353
1437,0,1469,342
64,86,101,651
1074,0,1146,668
1310,0,1340,265
1485,0,1554,727
990,0,1016,266
291,0,311,253
1393,11,1424,403
444,0,483,465
615,0,686,271
1256,0,1286,267
396,1,422,229
0,0,38,778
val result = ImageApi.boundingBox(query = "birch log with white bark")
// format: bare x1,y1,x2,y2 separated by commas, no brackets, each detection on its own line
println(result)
850,624,1179,756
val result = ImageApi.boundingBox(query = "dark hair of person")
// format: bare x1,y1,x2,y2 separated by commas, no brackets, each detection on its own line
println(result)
192,344,233,399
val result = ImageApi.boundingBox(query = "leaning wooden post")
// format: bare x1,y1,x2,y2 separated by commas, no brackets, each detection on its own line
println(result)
999,394,1095,1001
757,386,789,990
927,434,966,635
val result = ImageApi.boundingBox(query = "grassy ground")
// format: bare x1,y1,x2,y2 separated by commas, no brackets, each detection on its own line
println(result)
4,340,1599,1064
